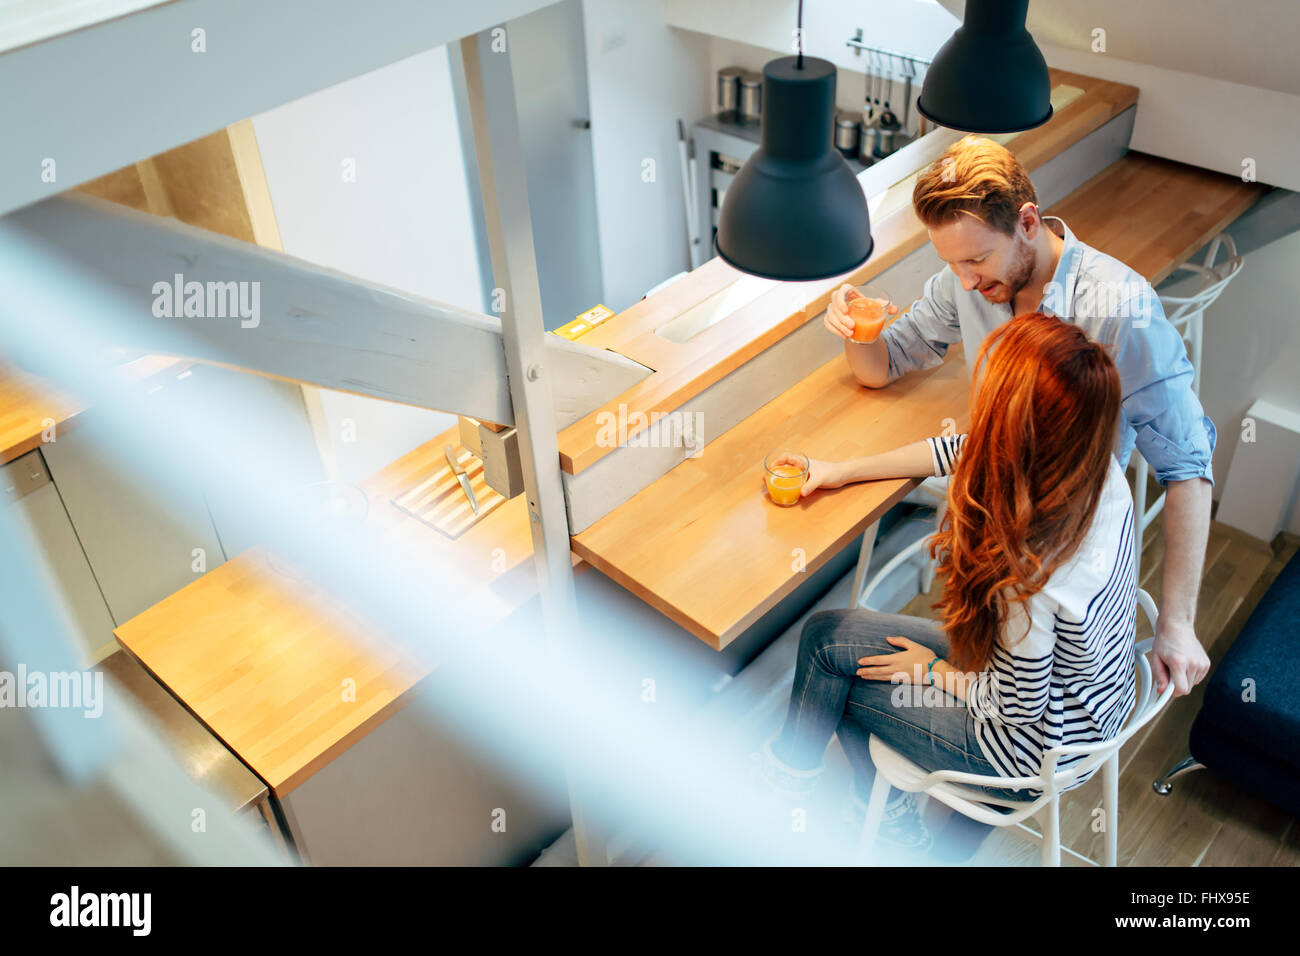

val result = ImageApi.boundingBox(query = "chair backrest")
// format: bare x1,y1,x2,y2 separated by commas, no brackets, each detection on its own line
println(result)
1160,233,1244,329
1037,588,1174,790
912,587,1176,805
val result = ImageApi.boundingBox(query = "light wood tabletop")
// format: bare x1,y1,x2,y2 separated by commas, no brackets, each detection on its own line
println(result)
1046,151,1264,286
572,345,971,649
114,427,586,796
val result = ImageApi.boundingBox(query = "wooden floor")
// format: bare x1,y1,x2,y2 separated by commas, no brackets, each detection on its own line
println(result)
894,476,1300,867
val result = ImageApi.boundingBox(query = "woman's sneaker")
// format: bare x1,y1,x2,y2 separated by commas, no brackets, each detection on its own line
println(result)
753,737,824,796
750,737,825,814
844,789,934,857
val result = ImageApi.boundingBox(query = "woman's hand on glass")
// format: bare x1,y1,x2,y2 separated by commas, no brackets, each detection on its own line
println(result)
760,455,845,498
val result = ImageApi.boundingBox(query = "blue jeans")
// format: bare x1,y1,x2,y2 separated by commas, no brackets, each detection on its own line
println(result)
774,608,1033,808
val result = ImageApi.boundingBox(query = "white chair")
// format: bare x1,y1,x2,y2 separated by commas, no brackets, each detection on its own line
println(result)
857,588,1174,866
1129,233,1243,571
849,476,949,610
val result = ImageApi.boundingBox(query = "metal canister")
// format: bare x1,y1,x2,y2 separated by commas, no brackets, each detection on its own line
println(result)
738,70,763,125
875,120,899,159
834,110,861,159
858,112,878,165
717,66,743,122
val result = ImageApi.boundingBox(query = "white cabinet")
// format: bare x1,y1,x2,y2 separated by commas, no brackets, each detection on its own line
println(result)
39,363,323,627
2,450,117,663
41,376,225,627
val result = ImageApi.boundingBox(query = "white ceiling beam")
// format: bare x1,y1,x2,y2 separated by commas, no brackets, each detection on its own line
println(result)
0,193,649,424
0,0,555,217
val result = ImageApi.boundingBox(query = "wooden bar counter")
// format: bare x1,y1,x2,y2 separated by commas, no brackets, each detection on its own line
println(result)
572,345,969,649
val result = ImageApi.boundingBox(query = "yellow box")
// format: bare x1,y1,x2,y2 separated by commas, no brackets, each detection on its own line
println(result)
551,304,615,341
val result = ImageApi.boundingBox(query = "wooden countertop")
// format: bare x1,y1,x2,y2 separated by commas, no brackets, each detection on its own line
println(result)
572,346,971,648
556,68,1141,478
1046,152,1264,285
115,428,586,796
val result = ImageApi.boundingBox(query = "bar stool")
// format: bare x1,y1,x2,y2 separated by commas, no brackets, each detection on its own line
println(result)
849,476,948,610
1129,233,1243,572
858,590,1173,866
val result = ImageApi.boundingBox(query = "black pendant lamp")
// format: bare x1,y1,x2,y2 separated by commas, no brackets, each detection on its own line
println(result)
714,3,872,280
916,0,1052,134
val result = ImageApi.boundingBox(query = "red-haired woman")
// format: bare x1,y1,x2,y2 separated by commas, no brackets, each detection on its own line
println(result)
759,313,1137,860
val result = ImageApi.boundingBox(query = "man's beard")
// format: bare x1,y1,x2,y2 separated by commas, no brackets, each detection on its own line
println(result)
1001,238,1037,303
980,238,1037,304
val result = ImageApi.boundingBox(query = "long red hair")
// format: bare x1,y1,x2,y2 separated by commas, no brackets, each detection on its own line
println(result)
928,313,1122,672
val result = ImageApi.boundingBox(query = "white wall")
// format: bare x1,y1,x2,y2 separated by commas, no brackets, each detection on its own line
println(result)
1034,43,1300,193
1169,229,1300,535
581,0,712,311
668,0,955,79
1016,0,1300,189
251,46,482,483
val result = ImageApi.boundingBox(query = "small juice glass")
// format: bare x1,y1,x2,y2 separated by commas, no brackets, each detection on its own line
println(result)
764,450,808,507
847,284,892,343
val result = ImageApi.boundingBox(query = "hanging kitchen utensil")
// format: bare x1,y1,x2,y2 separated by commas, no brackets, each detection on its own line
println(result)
878,55,899,129
901,60,914,137
862,55,870,121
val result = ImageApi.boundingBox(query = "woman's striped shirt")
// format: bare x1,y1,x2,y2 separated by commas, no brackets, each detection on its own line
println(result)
925,434,1138,792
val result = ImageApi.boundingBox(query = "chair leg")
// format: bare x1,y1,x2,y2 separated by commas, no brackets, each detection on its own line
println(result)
919,555,936,595
857,772,892,865
1153,753,1205,795
919,501,945,594
1132,458,1148,575
1191,312,1203,397
1040,797,1061,867
848,521,880,610
1102,752,1119,867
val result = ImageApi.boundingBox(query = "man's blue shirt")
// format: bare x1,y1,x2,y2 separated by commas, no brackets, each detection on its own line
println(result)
880,215,1216,486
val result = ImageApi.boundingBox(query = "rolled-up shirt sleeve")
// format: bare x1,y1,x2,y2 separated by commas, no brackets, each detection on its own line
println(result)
1105,291,1217,486
880,268,963,383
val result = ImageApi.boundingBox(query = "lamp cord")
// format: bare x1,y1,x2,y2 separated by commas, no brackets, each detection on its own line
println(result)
796,0,804,68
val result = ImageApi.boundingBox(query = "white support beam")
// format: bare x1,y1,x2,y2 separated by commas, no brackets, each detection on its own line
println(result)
458,27,607,867
0,193,649,424
0,0,556,216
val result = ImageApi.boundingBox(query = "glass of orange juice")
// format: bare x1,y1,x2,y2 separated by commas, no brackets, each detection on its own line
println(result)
764,450,808,507
847,284,892,343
